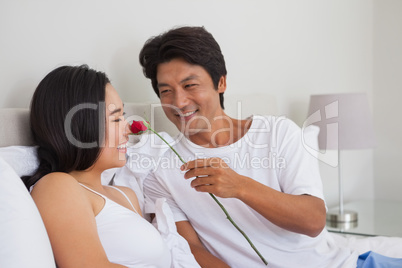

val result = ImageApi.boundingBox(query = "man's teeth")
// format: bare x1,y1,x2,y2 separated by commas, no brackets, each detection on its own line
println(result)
182,111,196,117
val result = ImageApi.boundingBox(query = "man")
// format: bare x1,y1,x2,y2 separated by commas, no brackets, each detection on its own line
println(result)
137,26,401,267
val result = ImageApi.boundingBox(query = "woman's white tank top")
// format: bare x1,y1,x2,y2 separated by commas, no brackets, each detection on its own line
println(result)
80,184,172,268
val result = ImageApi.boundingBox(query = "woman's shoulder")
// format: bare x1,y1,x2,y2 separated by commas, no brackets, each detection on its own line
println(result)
31,172,81,197
35,172,77,186
30,172,95,219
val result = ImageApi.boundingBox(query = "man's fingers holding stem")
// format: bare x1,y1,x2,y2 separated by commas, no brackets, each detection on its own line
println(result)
181,157,228,171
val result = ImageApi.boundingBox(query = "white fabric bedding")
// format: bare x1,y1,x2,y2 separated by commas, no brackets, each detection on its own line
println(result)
331,232,402,258
2,144,402,267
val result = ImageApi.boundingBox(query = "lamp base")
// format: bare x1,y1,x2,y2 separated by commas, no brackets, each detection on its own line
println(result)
326,220,358,229
326,210,358,223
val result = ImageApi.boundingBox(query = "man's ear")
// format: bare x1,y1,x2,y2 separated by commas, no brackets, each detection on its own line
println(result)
217,76,227,93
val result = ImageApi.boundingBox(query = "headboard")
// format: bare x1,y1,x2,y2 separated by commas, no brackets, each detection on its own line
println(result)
0,108,33,147
0,94,277,148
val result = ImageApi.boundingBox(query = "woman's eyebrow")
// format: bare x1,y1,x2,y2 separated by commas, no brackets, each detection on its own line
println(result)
109,108,122,115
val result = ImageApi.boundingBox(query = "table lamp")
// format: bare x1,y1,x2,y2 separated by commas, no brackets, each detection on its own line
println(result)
306,93,376,225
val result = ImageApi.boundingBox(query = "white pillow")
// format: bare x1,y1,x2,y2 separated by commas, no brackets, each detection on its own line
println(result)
0,146,38,177
0,158,55,268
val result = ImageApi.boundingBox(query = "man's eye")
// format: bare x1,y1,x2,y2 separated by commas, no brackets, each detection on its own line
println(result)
185,84,196,88
160,89,170,94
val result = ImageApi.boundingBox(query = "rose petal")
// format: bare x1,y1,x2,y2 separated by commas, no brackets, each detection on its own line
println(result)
130,120,148,134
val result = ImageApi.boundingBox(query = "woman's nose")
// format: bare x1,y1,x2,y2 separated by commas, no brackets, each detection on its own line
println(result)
123,119,131,137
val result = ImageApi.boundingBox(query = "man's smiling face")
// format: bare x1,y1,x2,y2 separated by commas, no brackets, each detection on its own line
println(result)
156,58,226,136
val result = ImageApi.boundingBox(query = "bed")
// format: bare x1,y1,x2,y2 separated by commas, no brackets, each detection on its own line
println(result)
2,95,401,267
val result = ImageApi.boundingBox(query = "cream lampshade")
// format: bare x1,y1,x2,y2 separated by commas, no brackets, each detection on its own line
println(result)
306,93,376,225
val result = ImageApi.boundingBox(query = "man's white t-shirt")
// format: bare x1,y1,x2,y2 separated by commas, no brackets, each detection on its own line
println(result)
142,115,358,268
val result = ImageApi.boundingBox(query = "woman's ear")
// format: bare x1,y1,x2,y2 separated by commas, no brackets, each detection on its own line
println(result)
217,76,227,93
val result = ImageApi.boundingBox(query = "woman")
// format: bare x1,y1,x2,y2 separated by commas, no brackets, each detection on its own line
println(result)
22,65,172,267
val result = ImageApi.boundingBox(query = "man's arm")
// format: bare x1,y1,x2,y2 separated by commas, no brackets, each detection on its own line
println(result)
237,177,326,237
176,221,230,268
181,158,326,237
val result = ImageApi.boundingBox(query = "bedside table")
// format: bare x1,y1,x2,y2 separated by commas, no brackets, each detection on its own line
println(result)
326,200,402,237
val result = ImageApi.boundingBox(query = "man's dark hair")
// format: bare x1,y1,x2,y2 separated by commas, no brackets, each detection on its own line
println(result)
139,26,227,109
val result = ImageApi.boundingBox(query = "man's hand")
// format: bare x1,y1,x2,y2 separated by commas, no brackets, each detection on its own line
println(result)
181,157,326,237
181,157,249,198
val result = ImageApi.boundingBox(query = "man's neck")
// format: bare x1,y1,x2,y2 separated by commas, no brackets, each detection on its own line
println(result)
187,115,252,148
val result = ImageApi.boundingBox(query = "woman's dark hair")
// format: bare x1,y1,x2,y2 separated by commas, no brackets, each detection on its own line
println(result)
22,65,110,189
139,26,227,109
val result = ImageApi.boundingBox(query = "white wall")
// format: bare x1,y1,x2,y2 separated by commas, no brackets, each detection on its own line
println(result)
373,0,402,201
1,0,398,207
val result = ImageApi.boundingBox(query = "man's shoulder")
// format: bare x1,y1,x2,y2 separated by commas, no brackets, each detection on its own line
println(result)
252,115,297,127
247,115,298,135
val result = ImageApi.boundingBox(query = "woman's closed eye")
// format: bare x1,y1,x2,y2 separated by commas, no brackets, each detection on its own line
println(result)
112,112,126,122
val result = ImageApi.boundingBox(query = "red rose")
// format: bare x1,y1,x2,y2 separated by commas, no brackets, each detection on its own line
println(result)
130,120,148,135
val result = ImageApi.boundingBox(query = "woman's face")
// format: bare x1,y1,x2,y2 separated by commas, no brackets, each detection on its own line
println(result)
96,83,129,170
